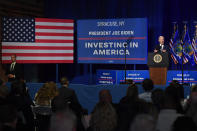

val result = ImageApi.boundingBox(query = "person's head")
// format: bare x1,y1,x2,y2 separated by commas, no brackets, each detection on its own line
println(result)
162,86,180,109
142,79,154,92
130,114,156,131
0,105,17,129
90,102,117,131
11,54,16,63
60,77,69,87
99,89,112,103
170,81,184,99
126,84,138,100
158,36,164,45
172,116,196,131
50,109,76,131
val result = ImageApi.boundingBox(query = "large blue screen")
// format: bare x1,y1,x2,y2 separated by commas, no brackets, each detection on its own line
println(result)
77,18,148,64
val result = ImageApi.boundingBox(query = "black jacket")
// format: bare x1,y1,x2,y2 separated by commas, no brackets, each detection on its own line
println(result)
52,87,83,113
6,63,22,82
154,44,169,52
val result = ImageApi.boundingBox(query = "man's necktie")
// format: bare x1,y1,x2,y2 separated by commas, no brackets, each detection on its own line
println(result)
10,63,14,71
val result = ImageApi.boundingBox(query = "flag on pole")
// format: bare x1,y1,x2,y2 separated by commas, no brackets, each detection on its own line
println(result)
169,24,179,64
2,17,74,63
182,25,194,65
191,25,197,64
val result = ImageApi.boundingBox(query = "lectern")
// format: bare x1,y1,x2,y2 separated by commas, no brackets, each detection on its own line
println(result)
147,52,169,85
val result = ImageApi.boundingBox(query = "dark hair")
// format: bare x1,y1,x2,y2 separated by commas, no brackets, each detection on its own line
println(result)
170,81,184,99
90,102,117,131
142,79,154,92
99,89,112,103
126,84,138,100
0,104,17,123
172,116,196,131
164,85,183,113
60,77,69,86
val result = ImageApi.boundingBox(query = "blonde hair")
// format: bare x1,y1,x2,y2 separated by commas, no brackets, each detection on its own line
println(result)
35,82,58,106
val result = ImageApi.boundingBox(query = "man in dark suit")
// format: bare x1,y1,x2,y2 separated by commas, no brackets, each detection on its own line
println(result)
154,36,168,53
52,77,83,113
51,77,85,131
6,54,22,82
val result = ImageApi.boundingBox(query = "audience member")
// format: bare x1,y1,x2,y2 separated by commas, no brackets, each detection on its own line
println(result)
99,89,118,111
172,116,196,131
186,88,197,126
117,84,158,131
50,109,77,131
33,82,58,131
170,80,184,100
0,104,18,131
34,82,58,106
151,88,164,112
117,84,139,131
88,102,117,131
165,85,184,113
52,77,85,131
7,81,34,131
130,114,156,131
139,79,154,102
156,89,183,131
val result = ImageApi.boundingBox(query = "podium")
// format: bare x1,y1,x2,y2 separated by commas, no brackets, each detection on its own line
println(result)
147,52,169,85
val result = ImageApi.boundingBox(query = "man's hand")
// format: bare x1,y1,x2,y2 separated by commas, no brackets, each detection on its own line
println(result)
8,74,15,78
162,50,166,53
154,49,158,53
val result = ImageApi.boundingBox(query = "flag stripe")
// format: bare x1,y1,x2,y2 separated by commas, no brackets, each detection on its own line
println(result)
2,42,73,47
35,25,74,30
2,53,73,57
2,49,73,53
35,36,73,40
2,60,74,64
35,39,74,43
35,29,74,33
35,32,73,36
2,46,73,50
35,18,74,23
2,56,73,60
35,22,73,27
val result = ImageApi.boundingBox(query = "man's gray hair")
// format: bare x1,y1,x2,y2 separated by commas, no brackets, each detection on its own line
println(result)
50,109,77,131
130,114,156,131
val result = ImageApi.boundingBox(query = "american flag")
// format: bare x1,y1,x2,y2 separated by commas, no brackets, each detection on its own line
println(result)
2,17,74,63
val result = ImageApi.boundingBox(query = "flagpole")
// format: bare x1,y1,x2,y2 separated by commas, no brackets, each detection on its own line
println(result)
56,64,59,83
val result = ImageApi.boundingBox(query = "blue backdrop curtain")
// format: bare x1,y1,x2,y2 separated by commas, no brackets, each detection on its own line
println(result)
23,0,197,82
